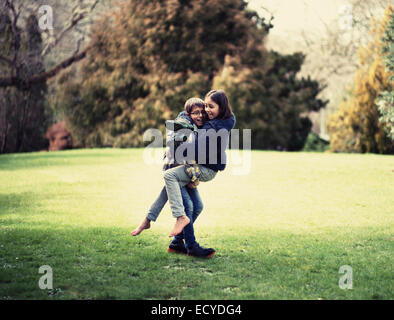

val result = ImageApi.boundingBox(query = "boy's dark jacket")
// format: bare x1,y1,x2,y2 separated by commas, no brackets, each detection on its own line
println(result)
176,111,236,172
163,116,196,171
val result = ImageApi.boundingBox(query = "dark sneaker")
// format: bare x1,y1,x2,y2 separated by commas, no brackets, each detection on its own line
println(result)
187,243,215,258
167,239,187,254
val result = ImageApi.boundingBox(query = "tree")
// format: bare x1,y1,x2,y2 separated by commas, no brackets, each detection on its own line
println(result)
55,0,273,147
0,12,49,152
295,0,391,139
0,0,97,90
56,0,325,150
0,0,99,153
327,5,394,154
213,52,326,150
300,0,389,81
377,10,394,141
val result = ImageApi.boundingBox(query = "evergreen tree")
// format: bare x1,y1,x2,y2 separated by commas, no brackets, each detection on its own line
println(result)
56,0,324,150
213,52,326,150
56,0,270,147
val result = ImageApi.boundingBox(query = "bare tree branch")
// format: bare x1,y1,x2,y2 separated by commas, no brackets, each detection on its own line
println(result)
0,55,13,66
299,0,388,85
73,37,84,55
42,0,99,57
0,1,100,89
0,45,91,89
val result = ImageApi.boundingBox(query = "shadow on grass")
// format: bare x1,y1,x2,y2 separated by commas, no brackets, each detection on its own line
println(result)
0,224,392,300
0,192,56,218
0,225,181,299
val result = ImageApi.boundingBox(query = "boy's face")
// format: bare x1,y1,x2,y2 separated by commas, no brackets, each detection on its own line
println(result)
189,106,205,127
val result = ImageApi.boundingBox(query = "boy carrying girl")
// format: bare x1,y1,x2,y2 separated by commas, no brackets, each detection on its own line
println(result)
131,98,215,257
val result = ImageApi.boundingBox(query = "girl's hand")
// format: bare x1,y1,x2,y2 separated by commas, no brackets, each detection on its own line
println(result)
187,180,199,188
165,147,171,158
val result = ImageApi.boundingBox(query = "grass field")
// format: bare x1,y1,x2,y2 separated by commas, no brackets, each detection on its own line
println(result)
0,148,393,300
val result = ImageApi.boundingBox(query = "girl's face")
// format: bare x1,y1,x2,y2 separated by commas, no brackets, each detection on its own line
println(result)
204,97,220,120
189,106,205,127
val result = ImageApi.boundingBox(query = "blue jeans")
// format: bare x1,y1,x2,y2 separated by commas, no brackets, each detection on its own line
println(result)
146,185,203,249
147,165,216,221
146,186,168,222
173,187,203,249
163,165,216,218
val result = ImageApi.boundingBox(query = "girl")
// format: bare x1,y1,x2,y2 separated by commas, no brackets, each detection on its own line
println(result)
132,90,235,257
132,98,215,257
165,90,236,238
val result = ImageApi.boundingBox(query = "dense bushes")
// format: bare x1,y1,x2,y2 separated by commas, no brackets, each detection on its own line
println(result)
55,0,326,150
213,53,326,150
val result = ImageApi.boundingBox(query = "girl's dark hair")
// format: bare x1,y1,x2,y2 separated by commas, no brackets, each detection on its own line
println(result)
184,97,205,114
205,90,232,119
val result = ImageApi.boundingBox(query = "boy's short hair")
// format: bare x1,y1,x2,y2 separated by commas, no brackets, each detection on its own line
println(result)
184,97,205,114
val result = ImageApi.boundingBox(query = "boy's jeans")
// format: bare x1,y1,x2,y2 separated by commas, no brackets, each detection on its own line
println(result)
146,186,202,249
146,165,216,221
163,165,216,218
174,187,203,249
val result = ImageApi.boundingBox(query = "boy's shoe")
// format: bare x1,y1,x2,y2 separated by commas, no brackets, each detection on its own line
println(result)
167,239,187,254
187,243,215,258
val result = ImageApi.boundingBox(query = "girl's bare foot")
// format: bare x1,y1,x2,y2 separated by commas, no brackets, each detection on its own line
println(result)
169,216,190,237
131,218,151,236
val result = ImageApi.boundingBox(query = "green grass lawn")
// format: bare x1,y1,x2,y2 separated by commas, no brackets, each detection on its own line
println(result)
0,148,393,300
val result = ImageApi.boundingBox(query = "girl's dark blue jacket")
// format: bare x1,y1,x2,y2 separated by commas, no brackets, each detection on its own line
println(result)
177,112,236,172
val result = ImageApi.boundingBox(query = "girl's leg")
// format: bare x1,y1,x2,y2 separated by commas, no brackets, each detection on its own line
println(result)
163,166,191,217
163,166,191,237
163,165,216,217
146,186,168,222
164,165,216,237
131,186,168,236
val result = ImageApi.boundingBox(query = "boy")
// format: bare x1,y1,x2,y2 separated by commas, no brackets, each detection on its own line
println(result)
131,98,215,257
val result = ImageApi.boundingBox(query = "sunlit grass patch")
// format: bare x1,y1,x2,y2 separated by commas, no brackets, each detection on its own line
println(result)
0,149,393,299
